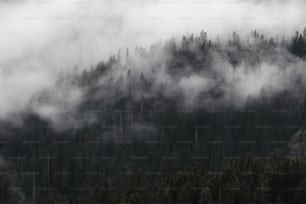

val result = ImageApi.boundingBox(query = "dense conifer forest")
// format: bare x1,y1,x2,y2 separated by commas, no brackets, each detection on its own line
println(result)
2,29,306,203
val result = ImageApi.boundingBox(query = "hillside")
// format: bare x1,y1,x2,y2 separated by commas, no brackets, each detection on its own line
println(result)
1,30,306,203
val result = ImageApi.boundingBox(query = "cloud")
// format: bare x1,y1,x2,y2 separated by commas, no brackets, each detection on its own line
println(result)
0,0,305,126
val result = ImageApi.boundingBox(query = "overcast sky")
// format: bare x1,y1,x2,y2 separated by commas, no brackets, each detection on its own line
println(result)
0,0,305,66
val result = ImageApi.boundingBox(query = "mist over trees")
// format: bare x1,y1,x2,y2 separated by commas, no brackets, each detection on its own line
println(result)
2,29,306,203
78,28,306,112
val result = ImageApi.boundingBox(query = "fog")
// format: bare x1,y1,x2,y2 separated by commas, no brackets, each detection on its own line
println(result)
0,0,305,125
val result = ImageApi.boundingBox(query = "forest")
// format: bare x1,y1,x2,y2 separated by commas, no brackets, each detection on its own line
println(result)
1,29,306,203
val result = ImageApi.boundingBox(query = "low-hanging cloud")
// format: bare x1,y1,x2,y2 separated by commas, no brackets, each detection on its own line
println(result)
112,42,306,109
0,0,306,126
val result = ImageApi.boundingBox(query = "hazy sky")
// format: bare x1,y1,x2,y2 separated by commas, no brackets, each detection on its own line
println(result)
0,0,305,65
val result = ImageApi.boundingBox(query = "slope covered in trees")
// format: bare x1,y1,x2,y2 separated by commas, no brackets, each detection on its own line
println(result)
1,29,306,203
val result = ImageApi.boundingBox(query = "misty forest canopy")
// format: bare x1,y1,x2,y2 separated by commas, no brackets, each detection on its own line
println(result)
3,29,306,203
78,29,306,111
